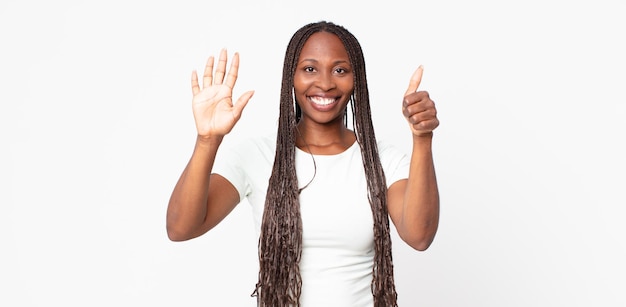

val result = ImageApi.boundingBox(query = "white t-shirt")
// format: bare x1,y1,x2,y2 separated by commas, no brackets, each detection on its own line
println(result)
213,134,409,306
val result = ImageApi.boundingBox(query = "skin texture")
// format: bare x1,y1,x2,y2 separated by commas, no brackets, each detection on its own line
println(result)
167,33,439,251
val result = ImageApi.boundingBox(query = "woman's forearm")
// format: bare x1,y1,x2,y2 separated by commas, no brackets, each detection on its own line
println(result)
166,135,223,241
400,133,440,250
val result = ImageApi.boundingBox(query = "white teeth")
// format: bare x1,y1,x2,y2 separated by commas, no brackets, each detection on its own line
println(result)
310,97,336,106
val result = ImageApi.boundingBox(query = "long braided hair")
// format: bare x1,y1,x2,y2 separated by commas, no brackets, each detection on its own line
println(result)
253,21,398,306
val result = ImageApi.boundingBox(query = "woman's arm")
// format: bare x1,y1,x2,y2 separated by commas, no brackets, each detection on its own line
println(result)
388,66,440,251
388,134,439,251
166,50,254,241
166,137,240,241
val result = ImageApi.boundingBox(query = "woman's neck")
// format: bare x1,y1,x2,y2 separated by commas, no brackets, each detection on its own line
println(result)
295,122,356,155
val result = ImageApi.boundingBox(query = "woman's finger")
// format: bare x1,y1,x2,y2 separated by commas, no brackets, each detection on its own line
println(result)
213,48,228,85
203,56,214,88
404,65,423,97
224,52,240,89
191,70,200,95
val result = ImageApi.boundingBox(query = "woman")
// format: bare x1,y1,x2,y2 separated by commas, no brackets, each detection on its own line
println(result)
167,21,440,306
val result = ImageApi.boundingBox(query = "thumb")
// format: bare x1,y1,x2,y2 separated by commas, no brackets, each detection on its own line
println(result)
404,65,424,97
233,90,255,117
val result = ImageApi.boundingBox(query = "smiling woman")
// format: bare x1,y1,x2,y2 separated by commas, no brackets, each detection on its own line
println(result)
293,31,355,131
3,1,625,306
166,21,440,307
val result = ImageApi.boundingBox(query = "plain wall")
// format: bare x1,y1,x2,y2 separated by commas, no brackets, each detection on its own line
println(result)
2,0,625,306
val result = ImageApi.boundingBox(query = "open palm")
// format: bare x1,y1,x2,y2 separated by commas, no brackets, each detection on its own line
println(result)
191,49,254,138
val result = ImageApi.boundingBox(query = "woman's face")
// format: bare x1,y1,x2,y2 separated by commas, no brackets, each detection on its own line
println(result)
293,31,354,125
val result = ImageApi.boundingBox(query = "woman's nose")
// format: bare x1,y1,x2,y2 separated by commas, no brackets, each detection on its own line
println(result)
315,71,336,91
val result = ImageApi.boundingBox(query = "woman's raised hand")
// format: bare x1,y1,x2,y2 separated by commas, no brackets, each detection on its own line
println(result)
191,49,254,139
402,66,439,137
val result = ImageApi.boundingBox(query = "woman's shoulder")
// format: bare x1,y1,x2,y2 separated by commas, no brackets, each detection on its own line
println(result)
224,133,276,158
375,138,409,165
375,138,402,154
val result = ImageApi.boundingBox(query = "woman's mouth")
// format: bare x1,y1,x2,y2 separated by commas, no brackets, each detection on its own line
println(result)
309,96,337,107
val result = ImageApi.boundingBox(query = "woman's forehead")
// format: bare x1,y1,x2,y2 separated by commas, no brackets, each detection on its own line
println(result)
298,32,349,62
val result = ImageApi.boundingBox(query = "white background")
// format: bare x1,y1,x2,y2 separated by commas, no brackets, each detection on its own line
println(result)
2,0,625,306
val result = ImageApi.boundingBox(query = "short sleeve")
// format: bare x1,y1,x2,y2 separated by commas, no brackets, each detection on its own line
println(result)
211,135,275,210
378,141,410,188
212,138,250,203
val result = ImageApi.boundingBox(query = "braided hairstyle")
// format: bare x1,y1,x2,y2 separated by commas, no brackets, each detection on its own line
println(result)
253,21,398,306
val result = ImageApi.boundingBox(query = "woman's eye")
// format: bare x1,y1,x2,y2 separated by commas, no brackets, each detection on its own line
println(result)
304,67,315,72
335,68,348,74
